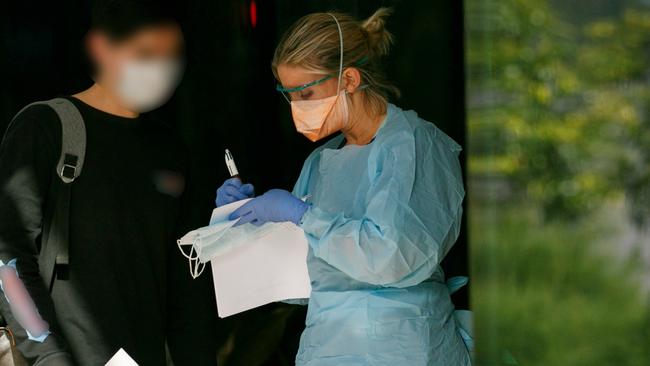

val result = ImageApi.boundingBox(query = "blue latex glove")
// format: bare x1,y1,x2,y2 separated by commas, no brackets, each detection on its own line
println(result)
228,189,308,227
215,178,255,207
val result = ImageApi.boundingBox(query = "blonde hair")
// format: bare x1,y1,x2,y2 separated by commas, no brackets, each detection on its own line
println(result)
272,8,400,116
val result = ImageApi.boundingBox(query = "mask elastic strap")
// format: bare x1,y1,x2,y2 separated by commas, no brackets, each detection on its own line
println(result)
177,240,200,260
327,13,344,91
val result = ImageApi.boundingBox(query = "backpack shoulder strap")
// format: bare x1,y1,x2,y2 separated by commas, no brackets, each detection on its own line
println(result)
45,98,86,183
13,97,86,289
14,97,86,183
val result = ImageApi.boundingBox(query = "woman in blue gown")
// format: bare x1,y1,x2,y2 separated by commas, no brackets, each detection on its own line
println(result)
216,7,472,366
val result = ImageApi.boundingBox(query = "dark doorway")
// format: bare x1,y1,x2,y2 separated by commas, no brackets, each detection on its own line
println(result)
0,1,467,364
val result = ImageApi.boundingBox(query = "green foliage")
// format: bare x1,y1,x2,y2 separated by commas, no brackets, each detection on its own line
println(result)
471,204,650,365
466,1,650,364
466,0,650,221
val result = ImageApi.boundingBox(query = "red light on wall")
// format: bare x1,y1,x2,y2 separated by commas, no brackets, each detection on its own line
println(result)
250,1,258,28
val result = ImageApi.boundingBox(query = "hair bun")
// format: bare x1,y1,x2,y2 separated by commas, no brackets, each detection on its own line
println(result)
361,7,394,59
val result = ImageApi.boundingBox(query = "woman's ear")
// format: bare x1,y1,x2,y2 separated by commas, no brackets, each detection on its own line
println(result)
343,67,362,93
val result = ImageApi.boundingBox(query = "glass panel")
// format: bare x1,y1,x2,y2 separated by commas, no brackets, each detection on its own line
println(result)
466,0,650,364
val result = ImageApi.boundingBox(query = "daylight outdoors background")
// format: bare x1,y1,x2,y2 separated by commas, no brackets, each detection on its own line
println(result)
466,0,650,365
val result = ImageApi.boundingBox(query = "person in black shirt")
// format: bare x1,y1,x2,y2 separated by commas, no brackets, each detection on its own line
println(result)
0,1,217,365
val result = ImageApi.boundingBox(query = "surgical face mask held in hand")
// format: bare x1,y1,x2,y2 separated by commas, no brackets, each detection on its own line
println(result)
177,220,235,279
116,58,182,112
177,198,258,279
177,218,298,279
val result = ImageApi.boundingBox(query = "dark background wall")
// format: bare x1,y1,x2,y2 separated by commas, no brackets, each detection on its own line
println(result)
0,0,467,363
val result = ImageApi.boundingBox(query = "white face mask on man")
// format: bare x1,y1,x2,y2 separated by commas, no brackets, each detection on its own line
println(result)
116,58,182,113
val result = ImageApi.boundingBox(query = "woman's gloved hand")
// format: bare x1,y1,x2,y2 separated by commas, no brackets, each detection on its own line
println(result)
215,177,255,207
228,189,308,226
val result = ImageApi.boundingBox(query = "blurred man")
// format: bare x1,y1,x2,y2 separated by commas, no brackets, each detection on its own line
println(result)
0,0,216,364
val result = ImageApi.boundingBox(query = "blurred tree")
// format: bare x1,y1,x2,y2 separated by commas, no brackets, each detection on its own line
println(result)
466,1,650,365
466,0,650,223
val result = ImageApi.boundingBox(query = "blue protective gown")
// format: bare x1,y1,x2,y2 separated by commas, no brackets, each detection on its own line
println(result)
292,104,471,366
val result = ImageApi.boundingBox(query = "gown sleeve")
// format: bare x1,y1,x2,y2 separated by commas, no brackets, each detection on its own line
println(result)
300,125,465,288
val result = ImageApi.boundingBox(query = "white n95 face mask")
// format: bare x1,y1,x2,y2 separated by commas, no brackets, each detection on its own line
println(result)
116,58,182,113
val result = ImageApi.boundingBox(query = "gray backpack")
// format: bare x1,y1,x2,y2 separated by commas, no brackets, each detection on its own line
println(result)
13,98,87,289
0,98,85,363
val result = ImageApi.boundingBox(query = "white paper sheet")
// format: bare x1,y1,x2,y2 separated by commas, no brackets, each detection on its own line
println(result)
105,348,138,366
208,198,252,225
207,200,312,318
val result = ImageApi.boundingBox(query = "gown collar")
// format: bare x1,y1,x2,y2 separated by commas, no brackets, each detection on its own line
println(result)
335,103,398,149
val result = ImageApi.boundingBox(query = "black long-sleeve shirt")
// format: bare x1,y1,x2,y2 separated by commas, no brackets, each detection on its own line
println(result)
0,97,217,365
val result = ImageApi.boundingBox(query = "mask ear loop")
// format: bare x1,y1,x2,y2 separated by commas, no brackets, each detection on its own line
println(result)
281,91,291,104
189,245,206,279
190,238,206,278
177,237,205,279
327,13,344,93
177,238,200,260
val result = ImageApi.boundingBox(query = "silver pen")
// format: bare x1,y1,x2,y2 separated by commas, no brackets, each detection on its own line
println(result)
224,149,240,179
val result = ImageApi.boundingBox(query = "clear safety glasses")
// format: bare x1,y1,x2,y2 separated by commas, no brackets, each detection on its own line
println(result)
275,57,369,103
276,74,334,103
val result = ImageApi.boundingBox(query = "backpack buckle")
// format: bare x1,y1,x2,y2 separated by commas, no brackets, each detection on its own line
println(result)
60,154,78,183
